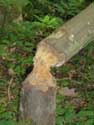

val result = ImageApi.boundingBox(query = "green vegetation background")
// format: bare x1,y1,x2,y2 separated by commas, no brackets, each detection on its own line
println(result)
0,0,94,125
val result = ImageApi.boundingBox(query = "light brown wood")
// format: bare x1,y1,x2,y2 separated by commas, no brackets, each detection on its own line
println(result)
20,3,94,125
38,3,94,67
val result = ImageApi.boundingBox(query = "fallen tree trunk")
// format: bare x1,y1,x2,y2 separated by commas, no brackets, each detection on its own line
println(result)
20,3,94,125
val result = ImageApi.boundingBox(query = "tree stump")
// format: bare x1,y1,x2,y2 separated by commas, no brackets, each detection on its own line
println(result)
20,3,94,125
20,43,59,125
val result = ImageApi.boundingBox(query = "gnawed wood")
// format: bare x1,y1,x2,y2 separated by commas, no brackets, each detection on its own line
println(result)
39,3,94,67
20,42,57,125
20,3,94,125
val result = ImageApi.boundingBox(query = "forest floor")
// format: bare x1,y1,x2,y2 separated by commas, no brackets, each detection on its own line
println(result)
0,0,94,125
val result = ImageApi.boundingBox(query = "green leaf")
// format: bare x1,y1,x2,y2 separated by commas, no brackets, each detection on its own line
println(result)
56,116,63,125
56,106,64,115
85,119,94,125
0,120,17,125
0,0,29,7
77,110,94,117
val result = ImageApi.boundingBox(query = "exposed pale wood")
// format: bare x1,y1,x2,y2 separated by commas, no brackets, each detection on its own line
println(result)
20,48,57,125
20,3,94,125
39,3,94,67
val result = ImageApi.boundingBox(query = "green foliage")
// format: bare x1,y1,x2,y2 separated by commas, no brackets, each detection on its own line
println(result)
24,0,87,21
0,14,61,74
0,0,29,7
0,0,94,124
0,120,17,125
56,95,94,125
35,15,63,29
0,0,29,32
56,42,94,125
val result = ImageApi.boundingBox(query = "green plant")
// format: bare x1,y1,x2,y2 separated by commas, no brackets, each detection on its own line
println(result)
0,0,94,124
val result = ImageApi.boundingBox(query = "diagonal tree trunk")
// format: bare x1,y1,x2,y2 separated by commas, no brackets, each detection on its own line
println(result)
20,3,94,125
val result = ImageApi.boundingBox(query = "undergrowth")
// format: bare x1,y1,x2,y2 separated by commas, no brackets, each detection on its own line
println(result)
0,0,94,125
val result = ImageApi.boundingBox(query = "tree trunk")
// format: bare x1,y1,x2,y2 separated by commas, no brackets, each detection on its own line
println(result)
19,3,94,125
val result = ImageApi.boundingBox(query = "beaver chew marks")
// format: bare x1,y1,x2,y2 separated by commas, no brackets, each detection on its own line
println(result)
20,42,57,125
22,42,62,92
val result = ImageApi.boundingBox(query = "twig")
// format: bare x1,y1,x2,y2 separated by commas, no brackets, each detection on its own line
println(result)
7,77,13,101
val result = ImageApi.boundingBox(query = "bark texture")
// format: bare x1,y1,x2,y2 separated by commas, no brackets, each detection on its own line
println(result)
20,84,56,125
20,3,94,125
20,43,57,125
39,3,94,67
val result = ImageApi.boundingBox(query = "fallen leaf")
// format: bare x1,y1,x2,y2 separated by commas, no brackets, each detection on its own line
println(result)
8,68,15,76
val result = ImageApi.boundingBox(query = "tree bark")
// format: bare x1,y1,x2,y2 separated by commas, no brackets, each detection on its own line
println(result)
39,3,94,67
20,3,94,125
